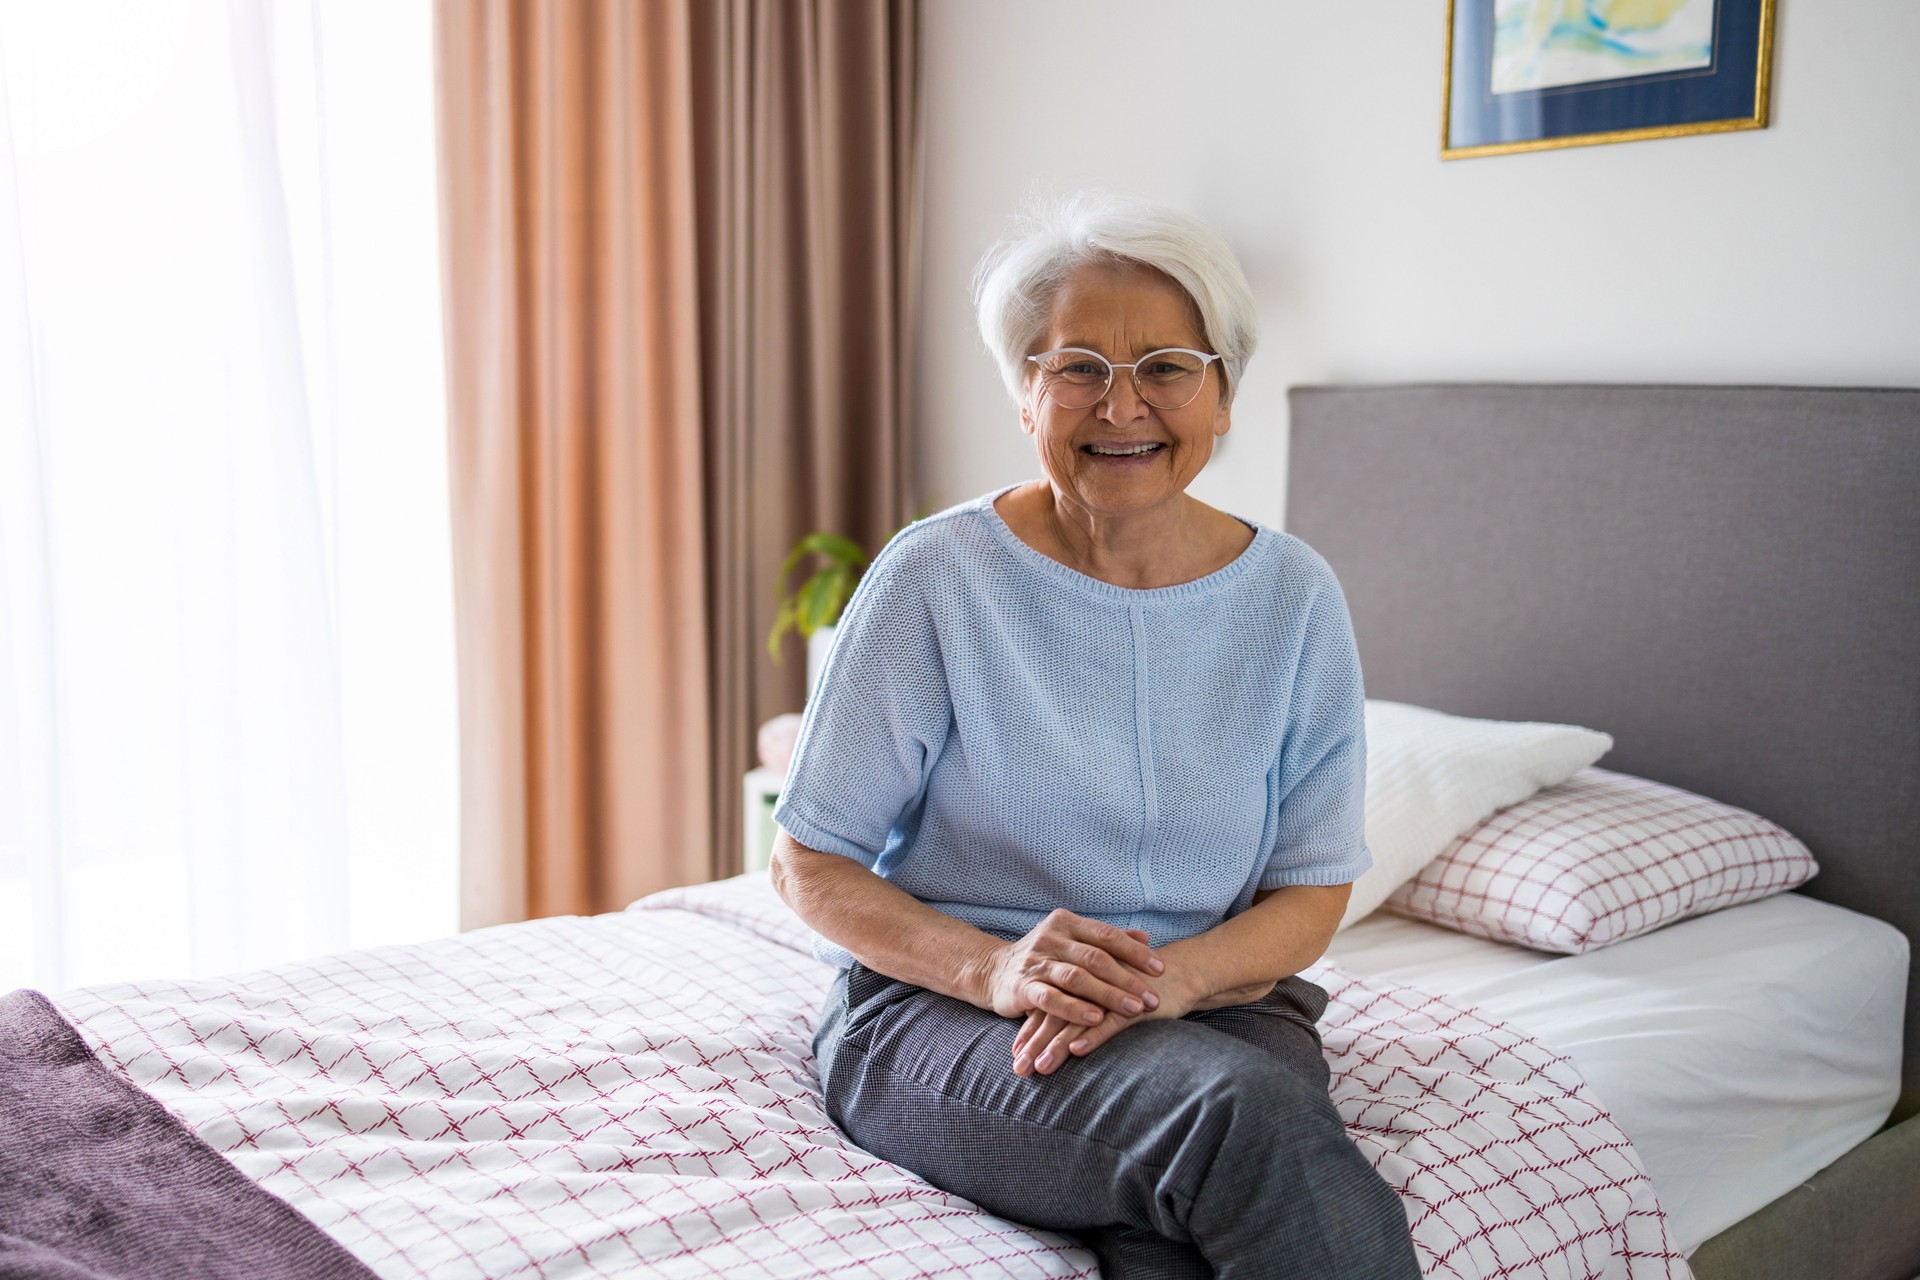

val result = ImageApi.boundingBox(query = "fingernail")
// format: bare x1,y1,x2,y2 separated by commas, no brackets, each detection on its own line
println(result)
1149,958,1165,974
1014,1053,1029,1073
1122,997,1143,1014
1083,1009,1102,1024
1036,1052,1054,1070
1070,1039,1089,1053
1143,991,1160,1010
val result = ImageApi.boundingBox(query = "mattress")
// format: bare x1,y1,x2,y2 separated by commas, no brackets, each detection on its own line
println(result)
1324,891,1909,1254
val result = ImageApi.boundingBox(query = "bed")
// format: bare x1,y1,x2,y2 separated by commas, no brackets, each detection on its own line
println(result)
1288,382,1920,1280
6,382,1916,1280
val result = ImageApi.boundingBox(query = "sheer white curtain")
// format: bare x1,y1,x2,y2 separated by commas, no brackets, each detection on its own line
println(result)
0,0,457,992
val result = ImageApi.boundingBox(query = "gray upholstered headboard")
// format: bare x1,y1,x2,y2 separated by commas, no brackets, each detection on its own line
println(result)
1286,383,1919,1121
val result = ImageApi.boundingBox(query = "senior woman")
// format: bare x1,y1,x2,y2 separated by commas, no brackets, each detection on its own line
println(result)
769,193,1420,1280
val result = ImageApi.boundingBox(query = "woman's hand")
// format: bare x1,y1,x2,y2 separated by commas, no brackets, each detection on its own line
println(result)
1010,967,1287,1075
1011,959,1201,1076
980,909,1166,1027
1007,884,1355,1076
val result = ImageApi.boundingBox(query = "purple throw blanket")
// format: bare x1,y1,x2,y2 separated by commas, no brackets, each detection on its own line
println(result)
0,988,377,1280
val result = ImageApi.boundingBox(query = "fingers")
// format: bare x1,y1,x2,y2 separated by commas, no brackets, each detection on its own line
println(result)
1012,1012,1076,1076
1012,1009,1049,1061
1019,975,1115,1028
995,911,1168,1023
1028,952,1159,1019
1013,1007,1137,1076
1069,940,1165,1006
1005,917,1187,1077
1058,912,1164,980
1038,910,1163,992
1060,1009,1131,1061
1034,1017,1085,1074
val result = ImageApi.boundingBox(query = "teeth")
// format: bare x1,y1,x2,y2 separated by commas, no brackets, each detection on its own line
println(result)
1088,443,1161,456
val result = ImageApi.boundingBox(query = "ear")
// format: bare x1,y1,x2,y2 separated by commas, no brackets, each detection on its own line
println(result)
1019,399,1036,435
1213,397,1233,439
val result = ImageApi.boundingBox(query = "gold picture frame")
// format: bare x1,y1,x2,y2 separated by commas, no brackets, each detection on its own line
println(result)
1443,0,1776,160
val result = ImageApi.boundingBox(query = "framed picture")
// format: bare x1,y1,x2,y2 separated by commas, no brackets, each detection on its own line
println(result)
1443,0,1776,159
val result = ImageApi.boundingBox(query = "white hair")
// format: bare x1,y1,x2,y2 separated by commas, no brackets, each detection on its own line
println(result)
971,191,1259,406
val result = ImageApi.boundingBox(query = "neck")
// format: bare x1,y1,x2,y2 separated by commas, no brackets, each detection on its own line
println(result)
1041,487,1211,590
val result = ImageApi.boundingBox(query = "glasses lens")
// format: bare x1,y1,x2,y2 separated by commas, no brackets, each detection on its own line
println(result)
1034,350,1111,408
1135,350,1209,410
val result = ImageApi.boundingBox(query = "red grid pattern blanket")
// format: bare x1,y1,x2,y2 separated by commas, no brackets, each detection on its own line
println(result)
54,876,1689,1279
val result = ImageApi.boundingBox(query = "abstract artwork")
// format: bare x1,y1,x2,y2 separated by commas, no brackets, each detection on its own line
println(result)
1492,0,1715,93
1445,0,1773,158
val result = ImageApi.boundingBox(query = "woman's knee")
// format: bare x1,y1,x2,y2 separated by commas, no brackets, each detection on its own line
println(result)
1090,1023,1343,1174
1119,1021,1333,1120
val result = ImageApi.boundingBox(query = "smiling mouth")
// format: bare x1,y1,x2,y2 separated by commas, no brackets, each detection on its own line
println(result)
1083,442,1165,457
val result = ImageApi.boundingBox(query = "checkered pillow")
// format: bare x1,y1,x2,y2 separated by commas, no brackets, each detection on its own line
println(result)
1383,767,1818,953
1341,701,1613,929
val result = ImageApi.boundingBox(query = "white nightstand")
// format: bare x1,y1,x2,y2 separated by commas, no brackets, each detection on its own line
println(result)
743,767,783,872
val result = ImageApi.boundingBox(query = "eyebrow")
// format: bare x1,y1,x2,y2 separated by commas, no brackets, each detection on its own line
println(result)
1052,340,1195,356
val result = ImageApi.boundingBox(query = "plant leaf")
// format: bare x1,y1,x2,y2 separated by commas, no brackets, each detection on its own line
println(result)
772,529,869,657
823,564,858,628
797,531,867,569
776,544,812,590
797,568,843,635
767,598,798,664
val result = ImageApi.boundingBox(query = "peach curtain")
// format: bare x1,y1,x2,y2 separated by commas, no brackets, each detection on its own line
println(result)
693,0,921,898
434,1,919,928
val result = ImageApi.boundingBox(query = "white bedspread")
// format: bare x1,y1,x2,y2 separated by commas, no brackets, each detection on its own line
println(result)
55,875,1688,1279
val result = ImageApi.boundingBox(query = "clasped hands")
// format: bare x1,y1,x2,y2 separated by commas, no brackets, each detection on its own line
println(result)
981,908,1194,1078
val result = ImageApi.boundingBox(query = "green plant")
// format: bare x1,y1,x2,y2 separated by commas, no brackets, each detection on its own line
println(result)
767,531,868,663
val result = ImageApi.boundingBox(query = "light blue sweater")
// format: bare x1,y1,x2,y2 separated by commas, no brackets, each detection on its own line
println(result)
774,488,1372,968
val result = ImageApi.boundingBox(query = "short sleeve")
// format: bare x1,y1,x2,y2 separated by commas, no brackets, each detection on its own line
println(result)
1258,565,1372,889
772,533,954,869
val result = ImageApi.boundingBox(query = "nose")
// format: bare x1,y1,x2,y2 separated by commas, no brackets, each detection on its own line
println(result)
1097,366,1150,423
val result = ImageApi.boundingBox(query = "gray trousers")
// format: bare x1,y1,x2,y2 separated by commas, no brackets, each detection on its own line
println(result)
814,963,1422,1280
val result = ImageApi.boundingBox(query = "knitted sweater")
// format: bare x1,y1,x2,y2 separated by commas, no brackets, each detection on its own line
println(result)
773,487,1372,968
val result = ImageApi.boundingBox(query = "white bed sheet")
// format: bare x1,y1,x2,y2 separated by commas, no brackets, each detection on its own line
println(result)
1325,891,1908,1254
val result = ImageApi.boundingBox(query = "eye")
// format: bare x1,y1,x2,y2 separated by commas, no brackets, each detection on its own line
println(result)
1037,352,1110,381
1139,351,1204,380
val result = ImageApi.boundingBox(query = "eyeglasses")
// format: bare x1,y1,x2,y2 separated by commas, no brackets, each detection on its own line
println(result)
1025,346,1224,411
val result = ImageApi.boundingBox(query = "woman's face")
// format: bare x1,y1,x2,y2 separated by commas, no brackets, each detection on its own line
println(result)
1019,258,1231,525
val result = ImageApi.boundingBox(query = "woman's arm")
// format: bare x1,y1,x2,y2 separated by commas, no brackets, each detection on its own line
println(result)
770,830,1167,1025
1163,881,1352,1011
1009,881,1351,1076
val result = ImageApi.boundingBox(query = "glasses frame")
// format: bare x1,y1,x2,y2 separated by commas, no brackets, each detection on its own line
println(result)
1025,346,1225,411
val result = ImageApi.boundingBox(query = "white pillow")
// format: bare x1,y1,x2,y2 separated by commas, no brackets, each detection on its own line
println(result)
1340,701,1613,928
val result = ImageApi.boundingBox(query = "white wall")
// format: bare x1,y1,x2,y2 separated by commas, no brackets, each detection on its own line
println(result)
914,2,1920,531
